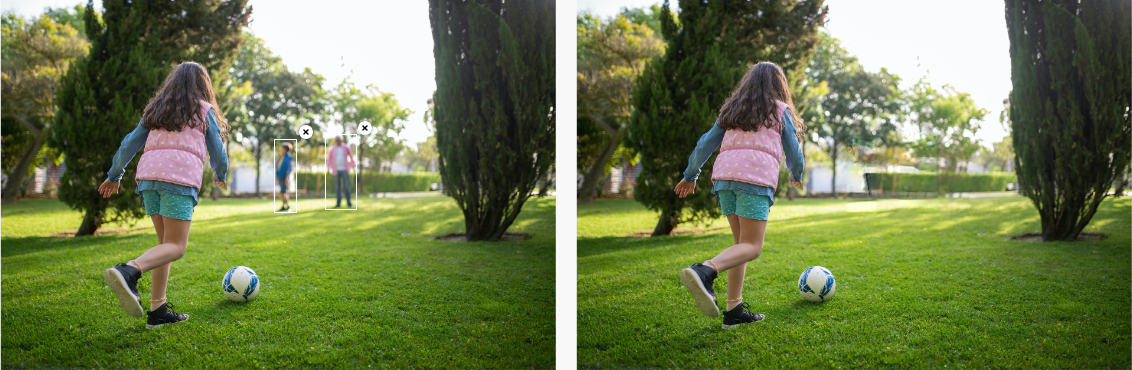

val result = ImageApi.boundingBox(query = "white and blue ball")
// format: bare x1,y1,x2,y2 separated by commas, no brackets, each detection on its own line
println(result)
222,266,260,302
798,266,836,302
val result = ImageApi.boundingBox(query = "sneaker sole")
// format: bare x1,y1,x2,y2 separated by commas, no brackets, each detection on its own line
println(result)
722,315,765,329
680,268,720,317
103,268,144,317
145,315,188,330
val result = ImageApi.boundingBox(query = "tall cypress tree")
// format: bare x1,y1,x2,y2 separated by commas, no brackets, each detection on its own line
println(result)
429,0,555,241
1005,0,1131,241
627,0,826,236
50,0,250,236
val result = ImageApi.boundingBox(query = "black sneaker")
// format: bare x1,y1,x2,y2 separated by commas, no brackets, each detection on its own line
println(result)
679,263,720,317
103,263,143,317
146,302,189,330
278,205,289,212
721,302,765,329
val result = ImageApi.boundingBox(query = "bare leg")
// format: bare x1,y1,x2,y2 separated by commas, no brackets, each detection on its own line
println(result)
722,215,748,310
132,217,191,273
282,191,289,206
146,215,170,311
705,216,767,299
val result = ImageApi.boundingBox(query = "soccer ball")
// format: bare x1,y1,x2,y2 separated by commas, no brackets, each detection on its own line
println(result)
222,266,260,302
798,266,836,302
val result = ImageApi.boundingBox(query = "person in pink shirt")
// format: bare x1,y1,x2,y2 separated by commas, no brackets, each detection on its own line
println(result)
327,136,355,208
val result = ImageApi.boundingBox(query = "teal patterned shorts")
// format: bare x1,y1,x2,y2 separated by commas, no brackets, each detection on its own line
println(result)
141,190,195,221
717,190,771,221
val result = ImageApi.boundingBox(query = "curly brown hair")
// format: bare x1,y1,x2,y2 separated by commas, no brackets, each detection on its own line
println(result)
140,62,229,140
717,62,805,143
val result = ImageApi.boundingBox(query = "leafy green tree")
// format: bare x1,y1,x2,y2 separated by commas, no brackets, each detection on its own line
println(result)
908,79,988,194
329,77,411,192
50,0,250,236
43,5,102,35
429,0,555,241
229,32,324,195
802,32,902,195
628,0,826,236
1005,0,1130,240
577,10,665,202
1,11,91,201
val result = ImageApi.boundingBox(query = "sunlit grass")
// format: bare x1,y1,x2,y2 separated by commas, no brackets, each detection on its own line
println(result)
2,196,555,368
577,195,1130,369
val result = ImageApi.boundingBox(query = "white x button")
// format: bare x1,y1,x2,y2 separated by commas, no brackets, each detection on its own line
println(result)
298,124,313,139
359,121,373,135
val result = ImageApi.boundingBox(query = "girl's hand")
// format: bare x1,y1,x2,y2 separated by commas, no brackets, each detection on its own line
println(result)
98,179,120,198
215,179,227,189
674,179,696,198
792,181,802,189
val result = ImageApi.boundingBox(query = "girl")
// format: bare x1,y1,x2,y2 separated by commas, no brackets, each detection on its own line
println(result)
276,142,293,212
99,61,229,329
675,62,805,329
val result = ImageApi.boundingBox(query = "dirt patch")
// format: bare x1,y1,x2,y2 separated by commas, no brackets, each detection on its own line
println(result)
627,227,728,238
1010,232,1107,242
434,233,532,242
49,227,146,238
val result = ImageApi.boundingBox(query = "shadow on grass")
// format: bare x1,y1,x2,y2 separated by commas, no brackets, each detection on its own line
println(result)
0,233,155,258
578,233,721,259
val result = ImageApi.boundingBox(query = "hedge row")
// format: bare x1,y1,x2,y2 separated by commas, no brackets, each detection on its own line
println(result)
865,172,1016,193
294,172,441,193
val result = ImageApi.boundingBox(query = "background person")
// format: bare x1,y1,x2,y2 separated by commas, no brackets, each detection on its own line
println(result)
327,136,355,208
276,142,293,212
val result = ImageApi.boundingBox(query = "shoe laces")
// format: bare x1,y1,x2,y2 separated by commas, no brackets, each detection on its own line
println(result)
164,303,183,317
737,302,756,318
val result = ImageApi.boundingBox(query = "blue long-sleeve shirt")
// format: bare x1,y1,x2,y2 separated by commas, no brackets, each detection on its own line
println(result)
683,109,805,206
275,153,292,179
106,109,229,206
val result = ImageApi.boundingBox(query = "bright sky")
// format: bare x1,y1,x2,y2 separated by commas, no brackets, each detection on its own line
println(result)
578,0,1014,148
4,0,437,146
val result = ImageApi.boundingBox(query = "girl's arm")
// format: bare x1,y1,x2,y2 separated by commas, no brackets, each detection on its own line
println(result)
781,110,805,184
682,120,726,183
205,109,229,184
106,119,150,183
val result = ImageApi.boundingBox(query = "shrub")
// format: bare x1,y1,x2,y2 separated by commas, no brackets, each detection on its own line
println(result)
866,172,1017,193
294,172,441,194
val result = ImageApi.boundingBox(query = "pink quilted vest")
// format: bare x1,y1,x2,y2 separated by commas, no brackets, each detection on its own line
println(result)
135,100,211,190
711,100,788,191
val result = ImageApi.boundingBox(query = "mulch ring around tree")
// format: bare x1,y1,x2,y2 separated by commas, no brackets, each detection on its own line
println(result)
1010,232,1107,242
627,227,729,238
434,233,532,242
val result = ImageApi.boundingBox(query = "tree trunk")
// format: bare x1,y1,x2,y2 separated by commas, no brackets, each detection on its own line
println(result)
254,144,262,197
75,205,104,236
829,141,838,197
935,142,942,196
579,127,624,203
651,207,678,236
2,121,48,203
892,172,899,197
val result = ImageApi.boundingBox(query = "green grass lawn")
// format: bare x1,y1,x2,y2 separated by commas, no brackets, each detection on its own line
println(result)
2,195,555,368
577,196,1130,369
